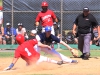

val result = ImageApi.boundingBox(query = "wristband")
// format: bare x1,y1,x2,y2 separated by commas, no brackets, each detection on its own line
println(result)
9,63,14,69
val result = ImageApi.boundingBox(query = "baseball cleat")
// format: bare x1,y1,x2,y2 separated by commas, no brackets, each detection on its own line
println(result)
82,53,90,60
57,61,63,65
71,60,78,63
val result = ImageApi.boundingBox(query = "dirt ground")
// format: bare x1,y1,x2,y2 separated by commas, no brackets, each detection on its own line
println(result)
0,57,100,75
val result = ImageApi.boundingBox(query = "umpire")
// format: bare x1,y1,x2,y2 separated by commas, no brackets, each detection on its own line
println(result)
72,7,100,60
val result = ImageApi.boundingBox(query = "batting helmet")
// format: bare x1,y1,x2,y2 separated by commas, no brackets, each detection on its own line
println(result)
41,1,48,6
16,34,25,45
45,26,51,32
0,6,3,10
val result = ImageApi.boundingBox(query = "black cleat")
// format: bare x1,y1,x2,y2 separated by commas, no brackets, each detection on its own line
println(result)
57,61,63,65
82,53,90,60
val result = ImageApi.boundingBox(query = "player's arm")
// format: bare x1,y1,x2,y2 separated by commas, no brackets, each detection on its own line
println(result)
97,25,100,39
35,21,39,27
37,42,51,50
4,57,19,71
53,13,58,23
60,40,73,51
1,27,4,36
72,24,77,36
36,35,51,50
54,18,58,23
60,40,78,57
35,13,40,27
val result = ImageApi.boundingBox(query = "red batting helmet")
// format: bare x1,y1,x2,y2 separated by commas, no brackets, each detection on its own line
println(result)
0,6,3,10
16,34,25,45
41,1,48,6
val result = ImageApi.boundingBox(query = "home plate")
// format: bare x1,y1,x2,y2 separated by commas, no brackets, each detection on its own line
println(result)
0,70,14,74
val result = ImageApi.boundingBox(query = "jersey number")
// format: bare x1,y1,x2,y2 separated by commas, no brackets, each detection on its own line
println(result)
25,48,32,56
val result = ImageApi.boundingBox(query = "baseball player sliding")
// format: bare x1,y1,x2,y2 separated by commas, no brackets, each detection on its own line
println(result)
4,34,63,71
34,26,78,64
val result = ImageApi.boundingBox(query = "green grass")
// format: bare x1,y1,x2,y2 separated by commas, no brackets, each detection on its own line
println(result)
0,50,100,58
0,52,14,57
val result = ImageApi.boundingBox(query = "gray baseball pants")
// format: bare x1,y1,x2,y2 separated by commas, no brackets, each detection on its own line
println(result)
78,33,91,54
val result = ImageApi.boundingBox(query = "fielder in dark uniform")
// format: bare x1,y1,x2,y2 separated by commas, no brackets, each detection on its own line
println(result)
34,26,78,63
72,7,100,60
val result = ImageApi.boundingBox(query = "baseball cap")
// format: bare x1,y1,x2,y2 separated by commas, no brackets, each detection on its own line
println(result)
83,7,89,12
6,23,11,26
18,23,23,26
31,30,37,34
41,1,48,6
45,26,51,32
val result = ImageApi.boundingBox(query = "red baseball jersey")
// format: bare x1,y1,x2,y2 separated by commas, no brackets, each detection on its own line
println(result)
35,9,56,27
14,39,40,64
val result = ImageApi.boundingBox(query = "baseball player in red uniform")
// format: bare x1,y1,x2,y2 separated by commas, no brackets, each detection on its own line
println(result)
4,34,63,71
35,1,58,35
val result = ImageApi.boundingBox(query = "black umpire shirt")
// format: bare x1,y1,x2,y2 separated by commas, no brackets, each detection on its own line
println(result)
74,13,98,34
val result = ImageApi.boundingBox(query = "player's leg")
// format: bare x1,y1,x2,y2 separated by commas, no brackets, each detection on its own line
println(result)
51,26,55,35
83,33,91,59
78,34,84,56
41,47,77,63
36,55,62,65
42,27,45,33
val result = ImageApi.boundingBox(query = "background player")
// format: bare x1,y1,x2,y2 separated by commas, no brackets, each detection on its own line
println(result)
35,1,58,35
4,34,63,70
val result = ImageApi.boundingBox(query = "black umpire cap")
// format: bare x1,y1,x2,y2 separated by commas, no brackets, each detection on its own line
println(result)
83,7,89,12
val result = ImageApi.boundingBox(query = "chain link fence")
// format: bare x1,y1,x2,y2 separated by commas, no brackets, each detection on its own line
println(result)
2,0,100,44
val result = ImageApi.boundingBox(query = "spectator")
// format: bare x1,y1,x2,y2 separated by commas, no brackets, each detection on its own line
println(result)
28,30,37,40
0,6,3,26
4,23,16,44
35,1,58,35
92,26,100,46
0,24,5,45
72,7,100,60
16,23,28,40
0,6,5,45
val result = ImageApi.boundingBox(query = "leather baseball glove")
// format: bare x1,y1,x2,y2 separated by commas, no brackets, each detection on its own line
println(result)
70,48,79,57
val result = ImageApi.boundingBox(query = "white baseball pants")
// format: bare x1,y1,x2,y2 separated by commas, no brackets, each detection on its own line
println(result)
34,45,72,63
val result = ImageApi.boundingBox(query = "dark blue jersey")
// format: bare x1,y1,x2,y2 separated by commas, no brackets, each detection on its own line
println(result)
38,33,60,45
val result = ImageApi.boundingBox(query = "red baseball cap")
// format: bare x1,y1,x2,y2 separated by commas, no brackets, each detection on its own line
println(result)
41,1,48,6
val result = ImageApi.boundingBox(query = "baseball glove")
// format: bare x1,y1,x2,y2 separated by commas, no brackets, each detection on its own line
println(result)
71,48,78,57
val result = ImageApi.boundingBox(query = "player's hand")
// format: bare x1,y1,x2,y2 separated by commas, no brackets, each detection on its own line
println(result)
70,48,79,58
47,46,52,50
72,30,76,36
4,67,11,71
4,63,14,71
97,36,100,40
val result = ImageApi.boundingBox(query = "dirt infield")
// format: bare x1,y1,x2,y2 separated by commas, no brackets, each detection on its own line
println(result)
0,57,100,75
